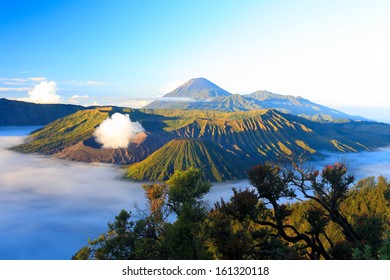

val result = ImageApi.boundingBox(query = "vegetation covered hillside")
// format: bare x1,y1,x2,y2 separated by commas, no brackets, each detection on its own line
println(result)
13,109,109,154
73,164,390,260
126,139,255,181
0,98,84,126
12,107,390,181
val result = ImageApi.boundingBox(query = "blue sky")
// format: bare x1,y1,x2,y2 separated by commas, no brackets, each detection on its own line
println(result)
1,0,389,121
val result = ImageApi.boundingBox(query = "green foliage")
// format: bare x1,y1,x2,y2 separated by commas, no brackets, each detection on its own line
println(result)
207,188,295,259
309,163,355,209
75,168,212,260
352,244,374,260
328,241,353,260
164,167,212,259
378,231,390,260
76,210,136,260
353,215,384,253
305,208,329,235
167,167,211,213
75,164,390,260
289,171,390,259
72,246,91,260
248,163,296,205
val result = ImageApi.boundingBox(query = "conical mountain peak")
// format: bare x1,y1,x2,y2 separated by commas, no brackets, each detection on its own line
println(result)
181,77,222,90
164,77,232,100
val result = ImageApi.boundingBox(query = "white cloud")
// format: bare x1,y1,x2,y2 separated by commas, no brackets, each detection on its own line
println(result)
71,94,89,99
94,113,145,149
118,99,153,108
27,77,46,82
0,78,26,84
3,82,27,86
0,87,31,92
0,77,46,84
85,81,107,86
0,134,147,259
18,81,60,104
68,94,90,104
63,80,108,86
86,97,154,108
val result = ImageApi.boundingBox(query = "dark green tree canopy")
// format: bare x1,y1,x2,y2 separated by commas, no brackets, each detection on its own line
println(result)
73,163,390,260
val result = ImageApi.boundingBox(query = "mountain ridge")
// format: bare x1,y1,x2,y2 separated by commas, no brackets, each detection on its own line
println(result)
126,139,253,182
144,78,368,122
12,107,390,181
164,77,232,100
0,98,85,126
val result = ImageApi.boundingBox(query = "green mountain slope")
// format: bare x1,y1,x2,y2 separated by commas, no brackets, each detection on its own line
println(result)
11,107,390,181
0,98,84,126
12,107,175,163
126,139,254,182
13,109,109,154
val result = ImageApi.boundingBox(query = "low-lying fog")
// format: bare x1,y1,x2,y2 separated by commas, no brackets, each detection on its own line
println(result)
0,127,389,259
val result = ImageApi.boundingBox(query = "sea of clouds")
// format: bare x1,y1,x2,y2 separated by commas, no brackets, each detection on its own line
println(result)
0,128,389,259
0,135,147,259
0,132,242,259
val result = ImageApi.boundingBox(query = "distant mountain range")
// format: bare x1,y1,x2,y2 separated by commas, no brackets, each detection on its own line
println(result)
0,78,369,126
12,107,390,181
4,78,389,181
0,98,84,126
144,78,368,122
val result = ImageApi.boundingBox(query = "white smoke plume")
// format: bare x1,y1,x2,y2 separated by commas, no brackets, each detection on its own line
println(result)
93,113,145,149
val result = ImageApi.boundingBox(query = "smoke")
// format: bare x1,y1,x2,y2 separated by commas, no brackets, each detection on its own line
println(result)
93,113,145,149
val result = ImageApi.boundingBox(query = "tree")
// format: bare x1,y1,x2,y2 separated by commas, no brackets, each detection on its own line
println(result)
164,167,211,259
207,188,297,259
247,163,331,259
73,184,169,260
73,210,137,260
301,163,359,244
166,167,211,216
73,163,389,260
245,161,390,259
132,183,169,259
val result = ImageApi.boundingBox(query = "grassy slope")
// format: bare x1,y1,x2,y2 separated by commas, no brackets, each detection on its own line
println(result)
126,139,254,182
13,109,109,154
11,107,390,181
